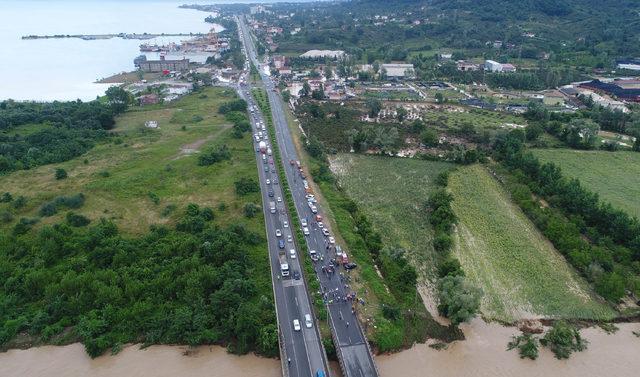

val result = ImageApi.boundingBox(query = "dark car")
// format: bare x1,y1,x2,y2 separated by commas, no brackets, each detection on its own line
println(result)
293,271,301,280
268,191,274,197
278,240,285,249
344,263,358,270
264,166,269,172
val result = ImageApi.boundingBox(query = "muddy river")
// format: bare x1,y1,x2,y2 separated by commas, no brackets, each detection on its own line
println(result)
1,320,638,377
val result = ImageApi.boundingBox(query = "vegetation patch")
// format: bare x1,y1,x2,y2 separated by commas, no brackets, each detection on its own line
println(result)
448,164,614,321
533,149,640,218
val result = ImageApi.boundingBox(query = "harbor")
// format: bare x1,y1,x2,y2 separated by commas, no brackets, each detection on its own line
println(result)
21,32,206,41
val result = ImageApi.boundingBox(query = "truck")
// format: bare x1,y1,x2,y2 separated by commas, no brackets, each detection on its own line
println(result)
280,262,290,277
259,141,267,153
269,201,276,214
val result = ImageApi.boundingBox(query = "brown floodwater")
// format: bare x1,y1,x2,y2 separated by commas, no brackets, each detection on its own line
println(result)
1,320,638,377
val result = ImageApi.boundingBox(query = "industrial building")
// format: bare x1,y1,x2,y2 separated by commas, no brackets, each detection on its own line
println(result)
135,55,190,72
381,63,415,78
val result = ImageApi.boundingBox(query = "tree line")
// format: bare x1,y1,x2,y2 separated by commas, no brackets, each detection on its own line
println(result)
494,130,640,302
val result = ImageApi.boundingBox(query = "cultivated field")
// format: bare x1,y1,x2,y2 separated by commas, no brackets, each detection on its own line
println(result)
533,149,640,218
0,87,263,235
330,154,454,280
449,165,615,322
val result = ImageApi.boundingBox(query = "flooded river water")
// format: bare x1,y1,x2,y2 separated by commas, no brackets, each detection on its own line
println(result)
1,319,638,377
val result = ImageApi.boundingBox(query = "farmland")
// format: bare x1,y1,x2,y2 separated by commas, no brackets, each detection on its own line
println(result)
448,164,615,322
0,87,263,235
329,154,454,281
533,149,640,218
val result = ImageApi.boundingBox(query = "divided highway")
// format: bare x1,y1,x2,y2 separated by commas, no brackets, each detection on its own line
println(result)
238,16,380,377
235,30,329,377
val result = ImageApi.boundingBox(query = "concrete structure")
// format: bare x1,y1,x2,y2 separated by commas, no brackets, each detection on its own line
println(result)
381,63,415,78
617,59,640,71
135,55,189,72
300,50,345,59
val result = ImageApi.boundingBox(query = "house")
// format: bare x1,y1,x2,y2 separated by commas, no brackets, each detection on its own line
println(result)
457,60,480,71
278,68,292,76
273,55,287,69
145,120,158,128
139,94,160,105
438,53,452,61
381,63,415,79
579,80,640,103
501,63,517,73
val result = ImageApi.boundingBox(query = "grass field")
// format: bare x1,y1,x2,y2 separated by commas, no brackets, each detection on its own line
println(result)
330,154,454,281
0,87,264,235
449,165,615,322
422,107,526,132
533,149,640,218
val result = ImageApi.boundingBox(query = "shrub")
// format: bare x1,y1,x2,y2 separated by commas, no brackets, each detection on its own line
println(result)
244,203,259,218
66,212,91,227
0,210,14,223
0,192,12,203
12,196,26,209
507,333,539,360
161,204,176,217
197,145,231,166
540,321,588,359
234,177,260,196
148,191,160,205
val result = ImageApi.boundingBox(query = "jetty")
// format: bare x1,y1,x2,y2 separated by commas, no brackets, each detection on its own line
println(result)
21,32,206,41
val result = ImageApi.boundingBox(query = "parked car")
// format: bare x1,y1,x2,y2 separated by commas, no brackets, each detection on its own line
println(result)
329,237,335,244
345,262,358,270
304,314,313,328
322,228,330,236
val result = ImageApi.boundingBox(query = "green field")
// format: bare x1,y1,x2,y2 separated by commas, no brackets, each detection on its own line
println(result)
449,165,615,322
533,149,640,218
330,154,454,280
0,87,263,235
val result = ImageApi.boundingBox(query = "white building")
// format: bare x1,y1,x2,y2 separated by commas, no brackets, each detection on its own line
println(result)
484,60,503,72
300,50,345,59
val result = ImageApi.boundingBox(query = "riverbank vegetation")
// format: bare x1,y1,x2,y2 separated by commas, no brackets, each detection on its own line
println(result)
0,88,276,357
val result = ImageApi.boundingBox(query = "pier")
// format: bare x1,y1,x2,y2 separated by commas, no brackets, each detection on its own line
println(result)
21,32,206,41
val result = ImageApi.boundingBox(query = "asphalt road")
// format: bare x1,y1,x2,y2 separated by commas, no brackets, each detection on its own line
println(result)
235,32,329,377
238,17,379,377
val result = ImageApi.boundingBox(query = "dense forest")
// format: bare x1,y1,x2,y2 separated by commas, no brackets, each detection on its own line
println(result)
0,88,129,173
0,204,278,357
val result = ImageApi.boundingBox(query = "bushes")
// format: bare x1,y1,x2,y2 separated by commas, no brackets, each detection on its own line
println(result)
507,333,539,360
38,193,86,217
197,145,231,166
243,203,259,218
540,321,588,359
66,212,91,227
54,168,68,180
234,177,260,196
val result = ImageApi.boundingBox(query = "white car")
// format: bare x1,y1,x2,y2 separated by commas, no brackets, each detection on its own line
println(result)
301,219,308,227
311,206,318,214
329,237,335,244
303,227,310,235
277,196,282,203
293,319,301,331
275,229,282,237
289,249,297,259
283,220,289,228
287,235,293,243
322,228,330,236
317,222,324,228
266,179,271,185
304,314,313,328
305,194,315,200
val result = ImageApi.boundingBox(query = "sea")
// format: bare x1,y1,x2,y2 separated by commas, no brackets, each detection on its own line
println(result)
0,0,253,101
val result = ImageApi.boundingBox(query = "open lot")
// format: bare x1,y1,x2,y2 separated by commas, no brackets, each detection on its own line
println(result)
0,87,263,235
533,149,640,218
449,165,615,322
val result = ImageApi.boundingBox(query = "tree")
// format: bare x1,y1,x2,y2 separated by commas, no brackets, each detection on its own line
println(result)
243,203,259,218
366,98,382,117
311,85,325,100
564,118,599,149
437,275,482,325
324,66,333,79
396,106,408,122
234,178,260,196
420,129,438,146
434,92,445,103
105,86,131,114
281,90,291,102
55,168,68,180
300,81,311,98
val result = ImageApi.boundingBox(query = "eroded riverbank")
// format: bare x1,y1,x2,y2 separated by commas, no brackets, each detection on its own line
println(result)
2,320,638,377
